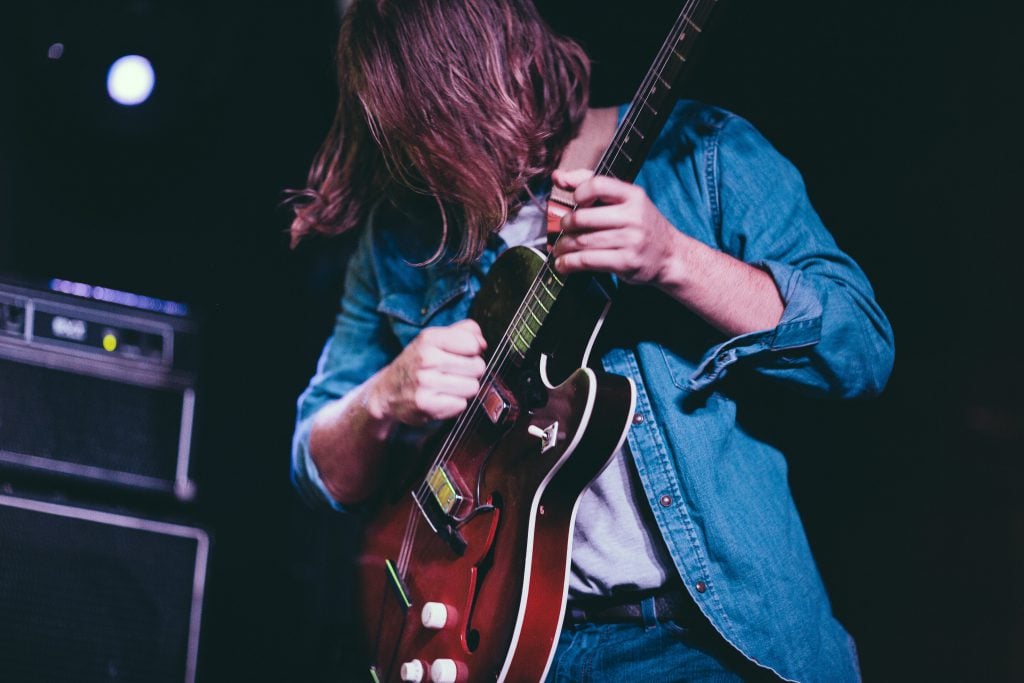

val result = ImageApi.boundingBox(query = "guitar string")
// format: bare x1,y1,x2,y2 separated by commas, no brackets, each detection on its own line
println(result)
582,0,705,189
401,0,704,545
396,0,710,573
395,253,562,572
403,0,704,535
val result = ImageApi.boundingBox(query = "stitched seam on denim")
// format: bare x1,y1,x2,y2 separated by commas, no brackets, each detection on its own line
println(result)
705,115,723,236
580,630,598,683
618,350,736,645
659,344,694,391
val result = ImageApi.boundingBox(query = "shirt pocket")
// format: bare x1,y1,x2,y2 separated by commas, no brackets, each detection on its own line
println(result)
376,272,471,347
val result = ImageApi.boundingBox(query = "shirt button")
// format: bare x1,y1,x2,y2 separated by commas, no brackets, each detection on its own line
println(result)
695,581,707,594
420,307,428,316
659,495,672,507
632,413,644,425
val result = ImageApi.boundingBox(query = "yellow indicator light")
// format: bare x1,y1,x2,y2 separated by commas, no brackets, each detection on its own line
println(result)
102,333,118,352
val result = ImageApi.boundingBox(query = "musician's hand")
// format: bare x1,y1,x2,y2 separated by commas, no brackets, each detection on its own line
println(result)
550,169,685,288
367,319,487,426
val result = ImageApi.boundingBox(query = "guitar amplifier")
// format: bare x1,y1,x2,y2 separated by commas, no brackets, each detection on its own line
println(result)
0,492,209,683
0,279,199,499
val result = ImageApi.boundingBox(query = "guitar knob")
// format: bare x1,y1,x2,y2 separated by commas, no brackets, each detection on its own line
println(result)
420,602,448,630
400,660,425,683
429,659,458,683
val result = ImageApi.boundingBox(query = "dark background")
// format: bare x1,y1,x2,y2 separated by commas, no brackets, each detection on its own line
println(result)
1,0,1021,681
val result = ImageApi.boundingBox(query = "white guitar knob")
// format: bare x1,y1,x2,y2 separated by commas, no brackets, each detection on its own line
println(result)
430,659,458,683
420,602,449,629
400,660,425,683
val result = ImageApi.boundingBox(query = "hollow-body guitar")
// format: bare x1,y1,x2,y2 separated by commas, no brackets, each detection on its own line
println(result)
357,2,719,681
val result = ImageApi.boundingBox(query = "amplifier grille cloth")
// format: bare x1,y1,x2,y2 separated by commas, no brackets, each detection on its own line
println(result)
0,501,201,682
0,357,183,481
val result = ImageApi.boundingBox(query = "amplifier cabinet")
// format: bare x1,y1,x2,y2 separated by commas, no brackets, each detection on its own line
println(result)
0,280,199,499
0,492,209,683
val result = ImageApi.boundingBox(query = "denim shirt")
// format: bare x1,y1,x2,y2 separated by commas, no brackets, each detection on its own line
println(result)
291,101,895,683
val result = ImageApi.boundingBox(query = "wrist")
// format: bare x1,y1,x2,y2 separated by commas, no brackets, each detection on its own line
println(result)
655,229,701,296
361,370,399,437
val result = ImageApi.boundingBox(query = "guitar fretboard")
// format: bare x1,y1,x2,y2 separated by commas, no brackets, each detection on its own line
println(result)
508,0,720,361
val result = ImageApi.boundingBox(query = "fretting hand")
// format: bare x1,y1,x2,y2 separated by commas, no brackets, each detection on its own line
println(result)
550,169,684,288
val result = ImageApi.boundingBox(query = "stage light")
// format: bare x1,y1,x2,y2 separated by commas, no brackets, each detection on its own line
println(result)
106,55,155,106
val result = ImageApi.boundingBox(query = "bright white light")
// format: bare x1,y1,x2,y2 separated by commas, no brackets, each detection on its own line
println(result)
106,55,155,106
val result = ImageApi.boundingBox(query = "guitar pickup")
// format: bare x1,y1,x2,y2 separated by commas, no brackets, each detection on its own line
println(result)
481,381,518,426
427,465,462,515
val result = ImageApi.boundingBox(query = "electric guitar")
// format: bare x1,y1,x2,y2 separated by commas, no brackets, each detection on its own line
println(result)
357,2,719,681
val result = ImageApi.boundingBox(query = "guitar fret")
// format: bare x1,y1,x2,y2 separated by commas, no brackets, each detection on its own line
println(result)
513,329,531,355
528,308,543,326
684,16,703,32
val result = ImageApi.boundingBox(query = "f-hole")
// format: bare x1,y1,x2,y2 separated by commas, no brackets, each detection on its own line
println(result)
465,491,503,653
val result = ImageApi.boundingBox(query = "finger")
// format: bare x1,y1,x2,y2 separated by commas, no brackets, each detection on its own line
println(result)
560,205,636,233
411,391,469,422
449,319,487,350
552,168,596,191
554,249,632,276
429,395,470,421
572,175,641,208
551,228,631,257
428,356,483,382
420,323,486,356
416,369,481,398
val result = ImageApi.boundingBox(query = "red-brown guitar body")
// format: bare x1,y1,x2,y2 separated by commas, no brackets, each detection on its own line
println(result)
356,246,636,683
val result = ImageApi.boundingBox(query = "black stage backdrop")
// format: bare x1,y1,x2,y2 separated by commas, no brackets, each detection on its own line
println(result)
1,1,1021,681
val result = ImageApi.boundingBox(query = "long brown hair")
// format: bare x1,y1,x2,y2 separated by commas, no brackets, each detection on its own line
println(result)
289,0,590,263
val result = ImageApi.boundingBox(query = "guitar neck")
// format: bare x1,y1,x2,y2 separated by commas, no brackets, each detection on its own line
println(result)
595,0,719,183
535,0,720,324
548,0,718,210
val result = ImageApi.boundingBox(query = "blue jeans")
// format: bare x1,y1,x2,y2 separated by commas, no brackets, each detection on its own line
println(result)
546,597,780,683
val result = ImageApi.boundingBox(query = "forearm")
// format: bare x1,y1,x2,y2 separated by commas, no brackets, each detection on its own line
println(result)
308,370,397,506
658,230,784,337
305,319,488,507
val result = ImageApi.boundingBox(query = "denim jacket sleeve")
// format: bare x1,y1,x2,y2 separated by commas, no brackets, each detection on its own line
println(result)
686,113,894,398
290,211,399,511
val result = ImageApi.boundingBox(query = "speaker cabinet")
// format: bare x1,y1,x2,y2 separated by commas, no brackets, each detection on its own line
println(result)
0,493,209,683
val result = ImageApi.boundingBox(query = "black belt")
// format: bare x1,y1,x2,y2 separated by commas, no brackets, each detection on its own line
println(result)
565,582,704,625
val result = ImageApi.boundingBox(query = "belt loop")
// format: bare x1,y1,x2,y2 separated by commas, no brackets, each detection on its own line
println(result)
640,595,658,629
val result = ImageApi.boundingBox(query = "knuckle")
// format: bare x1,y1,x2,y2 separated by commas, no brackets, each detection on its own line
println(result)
413,389,431,412
420,346,440,367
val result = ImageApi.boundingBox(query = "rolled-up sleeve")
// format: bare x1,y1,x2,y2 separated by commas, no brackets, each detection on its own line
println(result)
291,214,398,510
688,115,894,397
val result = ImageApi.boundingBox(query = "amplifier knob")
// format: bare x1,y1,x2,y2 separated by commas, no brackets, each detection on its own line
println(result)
429,659,458,683
400,660,425,683
420,602,449,630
